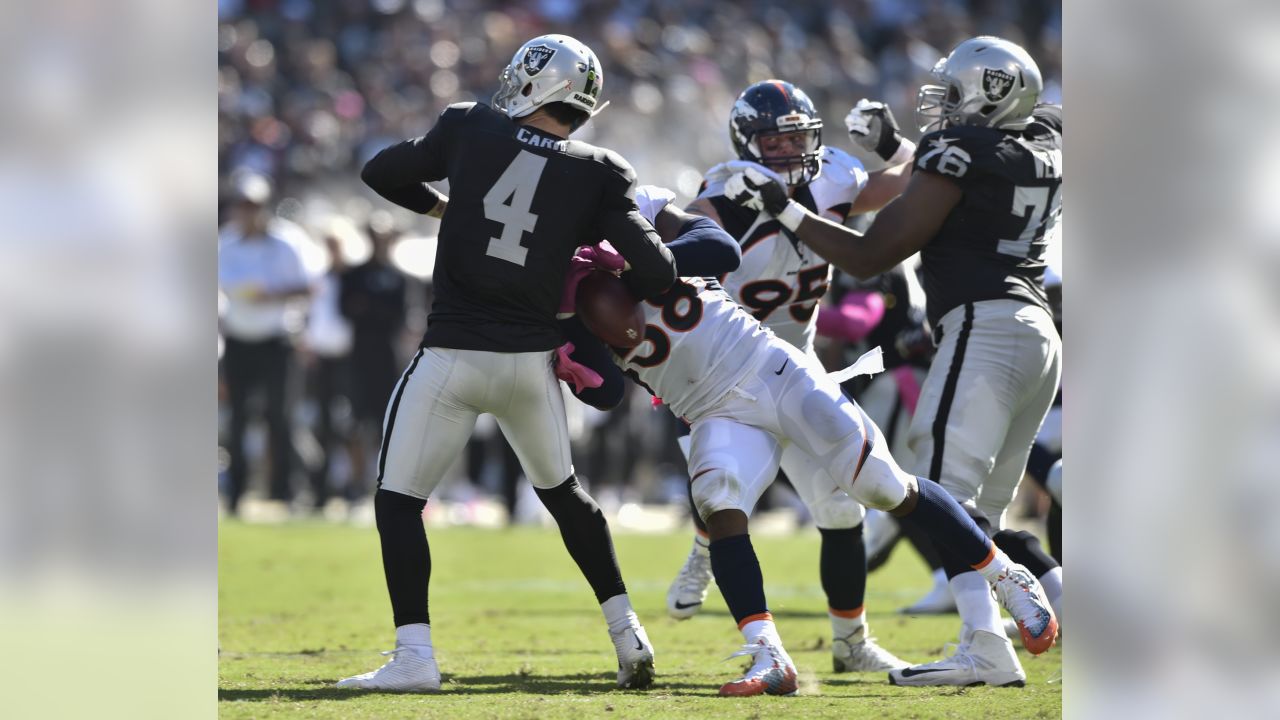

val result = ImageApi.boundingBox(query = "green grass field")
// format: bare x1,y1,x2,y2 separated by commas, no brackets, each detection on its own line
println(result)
219,521,1060,718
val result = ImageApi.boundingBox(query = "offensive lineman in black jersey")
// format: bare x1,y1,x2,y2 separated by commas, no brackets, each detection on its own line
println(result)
719,36,1062,687
337,34,677,692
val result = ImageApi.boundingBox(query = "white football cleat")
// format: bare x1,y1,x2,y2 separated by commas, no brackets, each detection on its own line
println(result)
832,625,910,672
610,624,656,689
718,635,799,697
336,647,441,692
888,627,1025,687
899,574,956,615
991,564,1058,654
666,540,714,620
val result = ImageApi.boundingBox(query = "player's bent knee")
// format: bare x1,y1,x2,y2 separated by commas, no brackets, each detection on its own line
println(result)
534,475,604,519
848,455,910,511
690,467,742,522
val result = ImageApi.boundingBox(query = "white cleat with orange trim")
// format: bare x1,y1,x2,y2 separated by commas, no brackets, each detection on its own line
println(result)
991,564,1058,654
718,635,799,697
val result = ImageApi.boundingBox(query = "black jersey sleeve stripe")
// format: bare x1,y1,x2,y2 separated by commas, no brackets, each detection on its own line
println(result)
928,303,975,482
376,347,426,488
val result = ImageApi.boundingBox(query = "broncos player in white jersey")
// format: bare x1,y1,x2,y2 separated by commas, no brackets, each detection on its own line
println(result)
557,186,1057,696
663,79,917,674
717,37,1063,688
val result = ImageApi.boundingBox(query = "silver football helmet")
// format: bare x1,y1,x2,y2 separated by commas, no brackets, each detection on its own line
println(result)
492,34,603,121
916,36,1043,133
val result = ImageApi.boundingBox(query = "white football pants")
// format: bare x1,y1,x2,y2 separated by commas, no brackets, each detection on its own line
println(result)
377,347,574,499
686,340,916,523
906,299,1062,528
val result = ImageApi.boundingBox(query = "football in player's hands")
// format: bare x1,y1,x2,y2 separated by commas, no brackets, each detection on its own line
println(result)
576,269,646,348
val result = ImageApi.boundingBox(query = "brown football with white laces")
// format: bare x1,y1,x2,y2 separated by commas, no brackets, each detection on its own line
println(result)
575,269,645,349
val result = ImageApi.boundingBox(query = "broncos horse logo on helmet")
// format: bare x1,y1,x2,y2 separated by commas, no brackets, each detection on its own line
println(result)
728,80,824,187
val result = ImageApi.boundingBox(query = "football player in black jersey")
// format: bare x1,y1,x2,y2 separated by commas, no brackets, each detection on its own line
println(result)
337,34,677,692
720,36,1062,687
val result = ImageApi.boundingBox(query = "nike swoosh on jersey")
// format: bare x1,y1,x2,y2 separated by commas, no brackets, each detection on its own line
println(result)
672,601,702,610
774,359,789,375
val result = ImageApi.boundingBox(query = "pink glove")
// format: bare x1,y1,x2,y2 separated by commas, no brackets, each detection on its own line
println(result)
554,342,603,393
558,241,626,317
579,240,624,271
892,365,922,416
815,290,885,343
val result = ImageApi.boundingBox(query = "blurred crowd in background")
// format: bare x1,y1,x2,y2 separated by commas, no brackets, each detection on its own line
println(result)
217,0,1062,522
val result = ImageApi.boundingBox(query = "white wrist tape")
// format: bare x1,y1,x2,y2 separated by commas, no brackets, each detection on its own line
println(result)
887,138,917,167
778,200,807,232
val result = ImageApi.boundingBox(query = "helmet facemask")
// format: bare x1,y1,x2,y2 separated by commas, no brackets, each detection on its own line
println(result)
749,127,822,187
491,64,523,115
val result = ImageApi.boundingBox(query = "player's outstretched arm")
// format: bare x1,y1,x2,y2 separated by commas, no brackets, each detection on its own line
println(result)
721,163,959,280
852,162,912,215
801,171,960,279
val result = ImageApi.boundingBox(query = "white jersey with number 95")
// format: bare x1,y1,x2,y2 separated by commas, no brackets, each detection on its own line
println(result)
700,146,868,352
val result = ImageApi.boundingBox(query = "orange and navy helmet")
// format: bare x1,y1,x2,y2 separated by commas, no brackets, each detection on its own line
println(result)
729,80,824,186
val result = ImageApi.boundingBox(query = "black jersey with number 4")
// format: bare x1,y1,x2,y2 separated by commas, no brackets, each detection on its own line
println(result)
913,104,1062,326
362,102,676,353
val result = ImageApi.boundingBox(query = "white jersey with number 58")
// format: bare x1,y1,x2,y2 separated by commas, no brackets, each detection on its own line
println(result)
612,276,772,421
613,186,771,420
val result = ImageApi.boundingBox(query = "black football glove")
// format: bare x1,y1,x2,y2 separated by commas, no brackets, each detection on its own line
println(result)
845,99,905,164
722,162,790,216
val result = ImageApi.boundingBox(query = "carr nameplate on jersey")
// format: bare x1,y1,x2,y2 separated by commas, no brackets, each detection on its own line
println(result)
523,45,556,76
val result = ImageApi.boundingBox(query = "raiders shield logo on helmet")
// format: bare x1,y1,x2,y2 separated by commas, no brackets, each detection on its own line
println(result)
523,45,556,76
982,68,1016,102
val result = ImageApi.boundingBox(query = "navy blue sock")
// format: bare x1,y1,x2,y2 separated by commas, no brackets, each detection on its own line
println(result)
818,526,867,612
895,478,994,570
899,516,946,572
708,534,769,625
